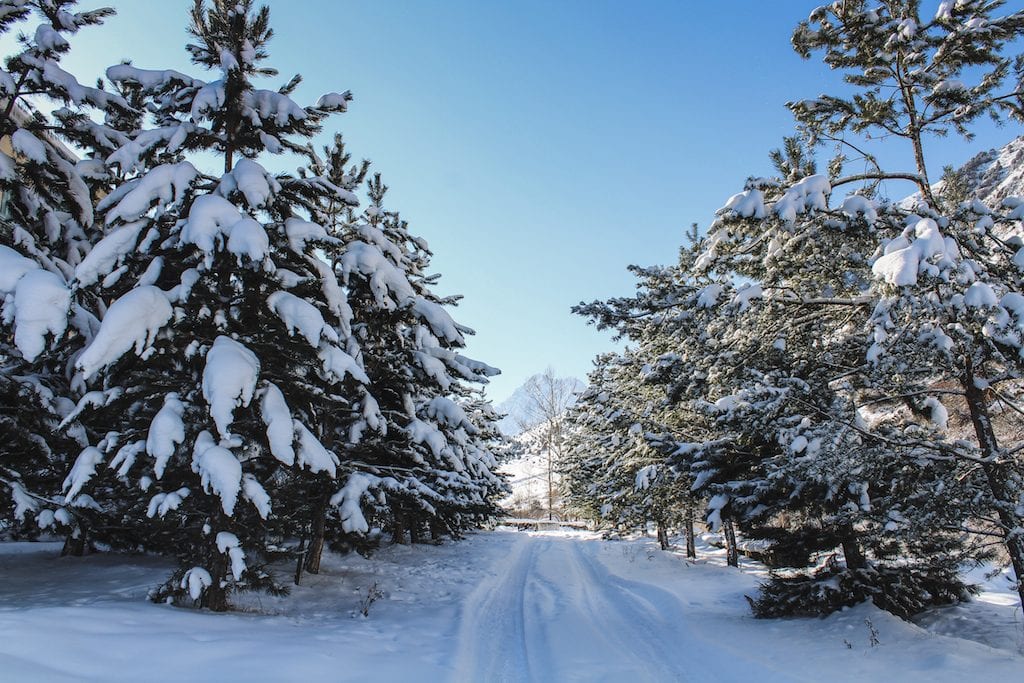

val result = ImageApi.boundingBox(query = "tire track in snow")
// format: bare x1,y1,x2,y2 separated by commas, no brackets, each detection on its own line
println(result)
452,533,799,682
451,534,539,682
574,540,803,683
562,540,690,681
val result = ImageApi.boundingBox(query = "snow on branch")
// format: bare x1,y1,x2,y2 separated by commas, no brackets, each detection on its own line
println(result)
76,286,173,379
202,336,259,441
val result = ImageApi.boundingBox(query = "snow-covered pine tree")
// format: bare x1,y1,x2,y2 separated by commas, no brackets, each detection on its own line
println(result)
576,113,985,614
0,0,130,547
562,356,641,529
650,0,1024,616
562,356,626,524
572,246,714,556
310,158,506,552
59,0,376,610
695,162,974,614
784,0,1024,610
564,351,693,550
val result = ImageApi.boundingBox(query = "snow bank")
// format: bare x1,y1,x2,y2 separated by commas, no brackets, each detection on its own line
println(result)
0,532,1022,681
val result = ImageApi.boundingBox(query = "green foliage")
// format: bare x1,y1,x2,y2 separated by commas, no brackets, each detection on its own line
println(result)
750,559,975,620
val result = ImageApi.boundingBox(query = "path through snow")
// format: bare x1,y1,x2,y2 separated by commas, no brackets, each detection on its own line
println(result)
454,534,765,681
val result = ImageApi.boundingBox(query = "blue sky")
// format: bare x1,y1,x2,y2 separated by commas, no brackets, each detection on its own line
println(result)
14,0,1024,402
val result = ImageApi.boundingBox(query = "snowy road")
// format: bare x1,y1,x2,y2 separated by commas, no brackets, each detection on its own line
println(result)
454,533,769,682
454,534,694,681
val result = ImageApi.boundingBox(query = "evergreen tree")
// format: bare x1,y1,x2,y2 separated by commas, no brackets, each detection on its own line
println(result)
0,0,129,548
61,0,374,609
317,165,506,551
785,0,1024,610
51,0,508,609
570,1,1024,612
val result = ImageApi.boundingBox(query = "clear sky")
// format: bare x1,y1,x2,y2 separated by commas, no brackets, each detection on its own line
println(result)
11,0,1023,402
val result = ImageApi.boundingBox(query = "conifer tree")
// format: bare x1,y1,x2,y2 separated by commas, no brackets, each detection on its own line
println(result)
782,0,1024,610
313,163,506,551
571,1,1024,610
0,0,129,547
51,0,508,609
61,0,372,609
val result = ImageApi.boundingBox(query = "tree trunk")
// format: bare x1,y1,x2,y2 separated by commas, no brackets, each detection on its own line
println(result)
723,517,739,568
657,520,669,550
409,516,421,545
909,126,935,207
895,64,936,209
203,536,230,612
547,437,554,521
60,521,88,557
963,358,1024,609
293,533,307,586
392,515,407,545
840,527,866,571
430,519,442,543
305,496,328,575
978,461,1024,610
685,504,697,559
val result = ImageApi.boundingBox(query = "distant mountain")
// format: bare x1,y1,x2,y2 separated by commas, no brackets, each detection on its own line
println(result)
495,374,586,436
947,135,1024,206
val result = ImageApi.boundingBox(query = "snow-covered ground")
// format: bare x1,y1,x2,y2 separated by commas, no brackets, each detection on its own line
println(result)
1,531,1022,682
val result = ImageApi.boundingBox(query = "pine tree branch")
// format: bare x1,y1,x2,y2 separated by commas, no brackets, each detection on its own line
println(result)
788,395,987,464
831,172,926,189
859,388,966,407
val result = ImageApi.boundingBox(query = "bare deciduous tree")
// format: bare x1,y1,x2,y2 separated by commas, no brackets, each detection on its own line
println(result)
517,369,578,520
